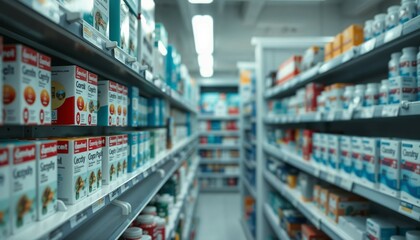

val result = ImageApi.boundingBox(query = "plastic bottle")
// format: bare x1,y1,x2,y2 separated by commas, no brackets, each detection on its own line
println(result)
352,84,366,108
136,215,157,240
389,52,402,78
343,85,355,109
364,83,380,106
364,20,374,41
155,217,166,240
142,206,157,216
373,14,387,36
142,235,152,240
386,5,401,30
399,47,417,77
123,227,143,240
400,0,417,23
379,79,390,105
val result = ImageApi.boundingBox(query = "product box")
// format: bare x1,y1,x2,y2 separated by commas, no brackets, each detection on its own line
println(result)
338,216,367,240
127,132,138,173
110,0,130,52
51,65,88,125
311,133,321,166
128,86,139,127
313,184,321,205
302,130,313,161
128,8,138,57
87,137,102,195
116,83,123,126
87,72,98,126
320,134,329,169
35,140,57,221
324,42,333,61
98,80,118,126
56,138,88,204
275,55,302,86
137,132,144,168
83,0,109,37
340,136,353,176
351,137,363,183
122,85,128,126
148,98,160,127
117,135,128,177
138,96,148,126
10,142,37,233
281,209,306,238
139,0,155,73
3,44,39,125
328,134,341,173
301,224,329,240
305,83,324,112
327,192,369,223
379,139,401,197
389,76,416,104
0,144,10,238
342,25,364,53
332,33,342,58
361,138,380,188
37,53,52,125
301,46,324,71
401,140,420,206
366,218,397,240
101,135,118,185
0,37,2,125
153,23,168,81
318,187,330,214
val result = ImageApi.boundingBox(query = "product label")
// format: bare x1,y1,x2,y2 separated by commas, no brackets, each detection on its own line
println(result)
87,72,98,126
87,137,103,195
361,138,379,188
379,139,401,197
401,140,420,206
37,141,57,220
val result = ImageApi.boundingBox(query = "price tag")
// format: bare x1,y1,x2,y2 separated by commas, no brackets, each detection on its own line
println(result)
133,176,140,185
339,178,354,191
70,211,88,228
361,107,375,119
384,25,403,43
327,111,335,121
132,62,140,73
143,171,149,178
382,105,400,117
121,182,130,193
342,109,353,120
326,172,336,183
360,38,376,55
399,201,420,220
342,48,355,63
92,197,106,213
82,23,103,49
114,48,126,64
109,188,120,201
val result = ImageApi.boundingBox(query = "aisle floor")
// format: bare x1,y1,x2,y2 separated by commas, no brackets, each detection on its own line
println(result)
196,193,246,240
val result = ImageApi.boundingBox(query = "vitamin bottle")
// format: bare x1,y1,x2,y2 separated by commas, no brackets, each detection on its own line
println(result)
155,217,166,240
386,5,401,30
364,83,380,107
373,14,387,36
353,84,366,108
136,215,157,240
400,0,417,23
123,227,143,240
379,80,390,105
389,52,402,78
364,20,374,41
399,47,417,77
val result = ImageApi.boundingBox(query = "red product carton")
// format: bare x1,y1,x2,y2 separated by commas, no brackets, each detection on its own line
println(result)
276,55,302,86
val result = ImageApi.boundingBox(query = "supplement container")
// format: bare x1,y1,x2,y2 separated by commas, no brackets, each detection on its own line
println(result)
352,84,366,108
155,217,166,240
389,52,402,78
400,0,417,23
364,83,380,107
142,235,152,240
379,80,390,105
123,227,143,240
364,20,374,41
400,47,417,77
156,196,170,222
343,85,355,109
142,206,157,216
389,76,416,103
387,5,401,30
373,14,387,36
406,231,420,240
136,215,157,240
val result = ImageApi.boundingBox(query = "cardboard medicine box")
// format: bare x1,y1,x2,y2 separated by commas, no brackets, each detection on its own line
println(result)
328,134,340,172
101,135,118,185
401,140,420,206
0,37,3,125
122,85,128,126
110,0,130,53
361,137,380,188
342,25,364,52
87,137,103,195
324,42,333,61
87,72,98,126
332,33,342,58
351,137,363,183
366,218,397,240
0,144,10,238
127,132,138,173
98,80,118,126
327,192,369,223
128,86,139,127
37,53,52,125
340,136,352,176
83,0,109,38
379,139,401,197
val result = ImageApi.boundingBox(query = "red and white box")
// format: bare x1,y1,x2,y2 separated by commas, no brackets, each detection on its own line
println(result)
122,85,128,126
303,130,313,161
3,44,39,125
101,135,119,185
37,53,52,125
51,66,88,125
0,37,3,125
87,137,103,195
276,55,302,86
116,83,123,126
305,83,324,112
87,72,98,126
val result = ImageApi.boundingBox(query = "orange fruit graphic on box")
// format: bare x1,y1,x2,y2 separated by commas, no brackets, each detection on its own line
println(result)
77,96,84,111
3,84,15,104
24,86,36,105
40,89,50,107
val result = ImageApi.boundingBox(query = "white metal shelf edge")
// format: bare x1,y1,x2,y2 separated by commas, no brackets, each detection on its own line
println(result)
243,178,257,199
263,204,290,240
241,219,255,240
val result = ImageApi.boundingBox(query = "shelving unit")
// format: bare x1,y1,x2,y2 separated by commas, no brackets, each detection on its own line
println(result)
263,204,290,240
241,219,255,240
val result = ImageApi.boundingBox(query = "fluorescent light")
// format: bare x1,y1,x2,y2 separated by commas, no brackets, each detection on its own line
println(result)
189,0,213,3
142,0,155,11
192,15,213,54
200,67,213,78
198,54,213,68
158,41,167,56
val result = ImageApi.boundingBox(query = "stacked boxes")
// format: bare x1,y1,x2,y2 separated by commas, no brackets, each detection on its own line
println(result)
401,140,420,206
342,25,364,53
87,137,103,195
332,33,342,58
87,72,98,126
37,53,52,125
98,80,118,126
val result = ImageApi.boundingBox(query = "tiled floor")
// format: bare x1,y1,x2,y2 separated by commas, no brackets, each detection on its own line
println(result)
196,193,246,240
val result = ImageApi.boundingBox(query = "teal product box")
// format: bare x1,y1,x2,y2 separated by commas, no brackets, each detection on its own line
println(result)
379,139,401,197
328,134,340,172
109,0,130,52
137,132,144,167
340,136,353,175
366,218,397,240
144,131,151,163
320,134,329,168
227,93,240,115
128,10,138,57
401,140,420,206
83,0,109,37
153,23,168,81
148,98,160,127
149,131,155,159
165,45,175,89
200,93,219,114
128,86,139,127
0,144,10,238
139,0,155,72
159,99,165,127
127,132,138,172
361,137,380,188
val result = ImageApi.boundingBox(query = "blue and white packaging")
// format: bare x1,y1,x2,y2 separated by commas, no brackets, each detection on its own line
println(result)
340,136,353,176
328,134,340,173
127,132,138,173
137,132,144,168
320,134,329,169
389,77,416,104
401,140,420,206
352,137,364,183
312,133,321,166
148,98,160,127
361,138,380,189
379,139,401,197
128,86,139,127
366,217,397,240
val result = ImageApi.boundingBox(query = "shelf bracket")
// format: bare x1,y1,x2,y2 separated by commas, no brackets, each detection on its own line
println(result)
158,169,166,178
105,41,118,50
57,200,67,212
65,12,83,23
112,200,132,216
126,56,137,64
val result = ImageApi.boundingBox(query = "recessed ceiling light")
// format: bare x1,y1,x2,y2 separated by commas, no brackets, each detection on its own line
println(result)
200,67,214,78
189,0,213,4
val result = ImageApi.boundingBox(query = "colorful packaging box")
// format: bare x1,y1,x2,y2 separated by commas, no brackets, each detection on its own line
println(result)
87,137,103,195
361,138,380,188
320,134,329,169
110,0,130,52
127,132,138,173
51,66,88,125
83,0,109,37
342,25,364,52
401,140,420,206
3,44,39,125
324,42,333,61
301,224,329,240
128,86,139,127
116,135,128,178
37,53,52,125
366,218,397,240
328,134,341,173
0,144,10,238
122,85,128,126
332,33,343,58
275,55,302,86
379,139,401,197
148,98,160,127
327,192,369,223
128,9,138,57
302,130,313,161
305,83,324,112
56,138,88,204
389,76,416,104
312,133,321,166
87,72,98,126
116,83,123,126
102,135,119,185
98,80,118,126
138,132,144,168
340,136,352,176
351,137,363,183
35,140,57,221
301,46,324,71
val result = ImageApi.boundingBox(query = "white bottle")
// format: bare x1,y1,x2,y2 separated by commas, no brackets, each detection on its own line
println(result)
400,0,417,23
399,47,417,77
352,84,366,108
364,20,374,41
343,85,355,109
365,83,380,106
379,80,390,105
389,52,402,78
373,14,387,36
387,5,401,30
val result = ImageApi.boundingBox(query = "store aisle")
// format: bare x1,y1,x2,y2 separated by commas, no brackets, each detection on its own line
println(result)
196,193,246,240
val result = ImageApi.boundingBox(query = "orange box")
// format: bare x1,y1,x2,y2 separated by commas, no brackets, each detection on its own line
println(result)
327,192,370,223
324,42,333,61
342,25,364,52
332,33,342,58
275,55,302,85
301,224,329,240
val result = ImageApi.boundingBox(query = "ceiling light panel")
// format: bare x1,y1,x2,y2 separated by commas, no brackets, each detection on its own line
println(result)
192,15,214,55
189,0,213,4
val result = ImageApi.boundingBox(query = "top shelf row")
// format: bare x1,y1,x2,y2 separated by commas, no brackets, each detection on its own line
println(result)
264,16,420,100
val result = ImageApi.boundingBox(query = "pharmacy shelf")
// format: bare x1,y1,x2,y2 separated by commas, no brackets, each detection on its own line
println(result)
200,159,240,164
198,144,240,149
9,134,198,240
264,171,353,240
264,16,420,100
200,186,239,192
263,204,290,240
198,115,240,120
263,142,420,222
241,219,255,240
198,173,240,178
0,1,196,114
199,131,240,136
244,159,256,169
182,186,200,240
165,157,200,240
244,178,257,199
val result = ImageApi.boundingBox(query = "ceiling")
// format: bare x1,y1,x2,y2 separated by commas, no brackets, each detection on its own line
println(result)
155,0,398,78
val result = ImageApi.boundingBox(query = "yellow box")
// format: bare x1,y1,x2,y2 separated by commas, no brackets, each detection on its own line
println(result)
342,25,364,53
324,42,333,61
332,33,342,58
327,192,369,223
